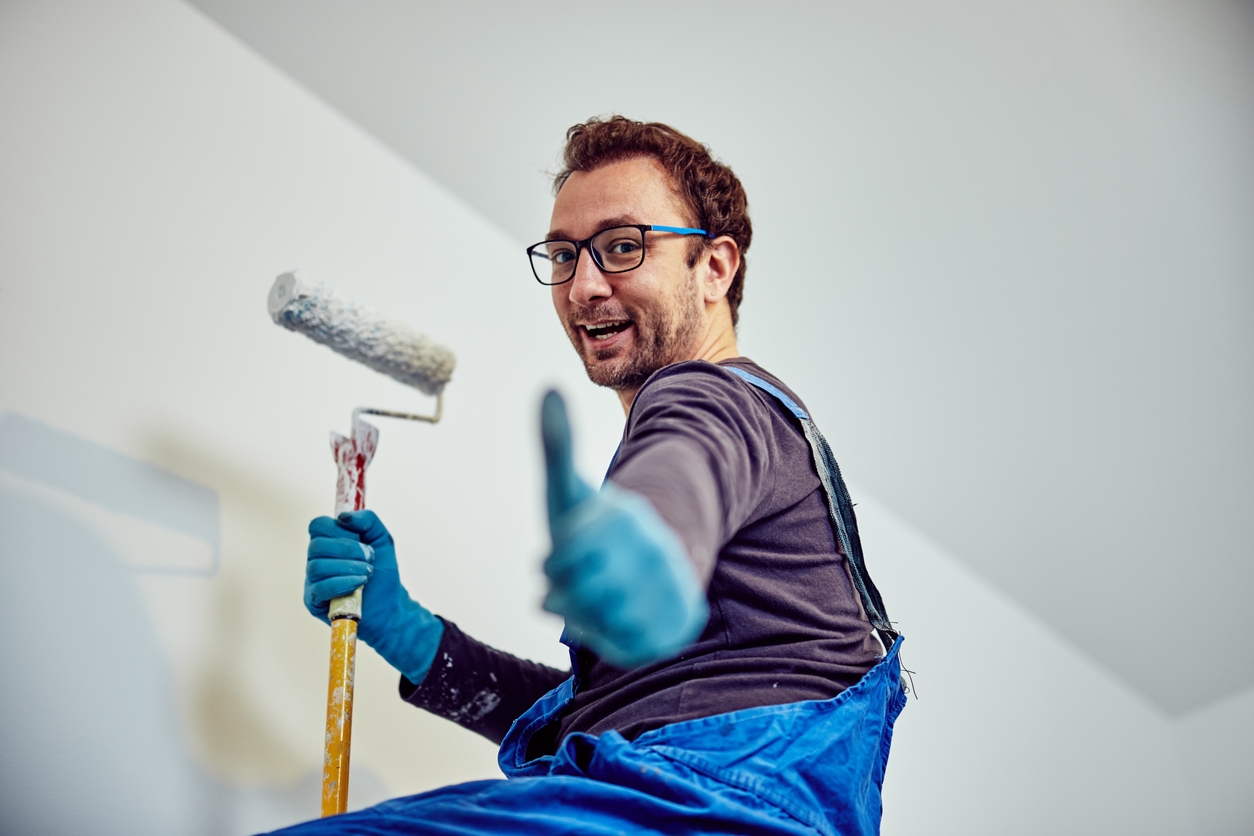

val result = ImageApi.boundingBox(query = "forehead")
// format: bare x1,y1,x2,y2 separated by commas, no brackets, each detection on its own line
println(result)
549,156,689,238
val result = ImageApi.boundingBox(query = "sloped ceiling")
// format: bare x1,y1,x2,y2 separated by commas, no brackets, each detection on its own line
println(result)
186,0,1254,715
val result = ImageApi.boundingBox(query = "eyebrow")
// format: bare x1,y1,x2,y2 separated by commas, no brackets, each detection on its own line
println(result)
546,215,643,241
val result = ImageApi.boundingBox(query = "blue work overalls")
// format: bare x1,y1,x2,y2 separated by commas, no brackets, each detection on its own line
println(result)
268,369,905,836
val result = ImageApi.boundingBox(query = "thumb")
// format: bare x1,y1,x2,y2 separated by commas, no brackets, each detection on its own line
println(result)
542,389,593,527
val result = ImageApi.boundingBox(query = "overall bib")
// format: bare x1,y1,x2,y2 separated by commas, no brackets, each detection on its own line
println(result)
269,370,905,836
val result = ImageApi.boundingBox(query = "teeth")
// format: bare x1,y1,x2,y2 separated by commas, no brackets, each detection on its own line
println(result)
583,321,627,335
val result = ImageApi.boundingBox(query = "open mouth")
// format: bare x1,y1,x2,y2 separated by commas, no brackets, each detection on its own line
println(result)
582,320,632,341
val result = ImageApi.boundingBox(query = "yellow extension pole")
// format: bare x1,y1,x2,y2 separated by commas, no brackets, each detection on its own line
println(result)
321,591,361,817
322,418,378,817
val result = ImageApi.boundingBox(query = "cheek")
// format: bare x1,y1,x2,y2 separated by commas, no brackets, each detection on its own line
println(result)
550,286,569,316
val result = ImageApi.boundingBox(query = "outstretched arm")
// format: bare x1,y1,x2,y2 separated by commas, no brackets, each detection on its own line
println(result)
540,391,709,668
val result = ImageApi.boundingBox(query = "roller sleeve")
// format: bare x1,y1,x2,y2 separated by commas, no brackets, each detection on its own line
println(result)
267,270,455,396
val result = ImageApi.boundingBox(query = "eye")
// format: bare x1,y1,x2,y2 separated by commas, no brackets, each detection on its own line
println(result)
548,245,576,264
605,238,641,256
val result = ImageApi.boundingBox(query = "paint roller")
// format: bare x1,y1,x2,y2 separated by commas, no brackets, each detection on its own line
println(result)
267,270,455,817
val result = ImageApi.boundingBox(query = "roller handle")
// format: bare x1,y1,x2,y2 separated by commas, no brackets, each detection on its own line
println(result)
321,418,379,817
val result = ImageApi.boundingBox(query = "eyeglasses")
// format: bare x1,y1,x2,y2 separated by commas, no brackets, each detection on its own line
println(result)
526,224,708,286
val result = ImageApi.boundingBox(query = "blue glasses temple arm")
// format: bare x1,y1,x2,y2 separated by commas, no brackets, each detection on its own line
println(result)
652,225,712,235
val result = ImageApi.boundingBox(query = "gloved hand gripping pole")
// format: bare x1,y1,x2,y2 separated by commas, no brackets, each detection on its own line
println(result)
267,271,454,817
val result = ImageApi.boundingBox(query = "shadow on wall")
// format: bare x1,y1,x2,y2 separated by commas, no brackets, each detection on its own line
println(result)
139,426,321,786
0,414,385,835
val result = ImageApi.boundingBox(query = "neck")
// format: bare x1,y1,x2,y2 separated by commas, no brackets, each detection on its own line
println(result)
616,303,739,414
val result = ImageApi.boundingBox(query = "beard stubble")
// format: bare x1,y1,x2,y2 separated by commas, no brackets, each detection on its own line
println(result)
566,275,705,392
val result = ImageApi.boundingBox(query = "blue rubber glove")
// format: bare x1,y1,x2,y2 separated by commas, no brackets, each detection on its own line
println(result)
540,390,708,668
305,510,444,684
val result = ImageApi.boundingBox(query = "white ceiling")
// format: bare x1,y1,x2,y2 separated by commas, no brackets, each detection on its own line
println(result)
185,0,1254,715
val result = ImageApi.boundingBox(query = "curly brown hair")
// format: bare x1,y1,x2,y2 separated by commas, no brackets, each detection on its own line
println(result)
555,116,752,326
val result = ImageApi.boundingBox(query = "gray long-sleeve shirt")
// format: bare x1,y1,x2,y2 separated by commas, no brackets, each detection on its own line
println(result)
401,358,882,750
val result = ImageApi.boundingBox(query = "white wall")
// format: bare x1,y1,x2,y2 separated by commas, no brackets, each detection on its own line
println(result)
861,494,1195,835
0,1,1243,833
1176,686,1254,836
0,0,609,831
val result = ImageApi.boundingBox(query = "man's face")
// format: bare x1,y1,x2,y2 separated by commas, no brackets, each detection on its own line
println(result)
548,156,706,392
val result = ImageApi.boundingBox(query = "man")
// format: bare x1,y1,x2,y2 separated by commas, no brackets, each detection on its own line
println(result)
282,117,904,836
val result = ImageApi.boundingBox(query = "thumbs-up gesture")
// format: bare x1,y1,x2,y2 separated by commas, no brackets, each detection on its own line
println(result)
540,390,709,668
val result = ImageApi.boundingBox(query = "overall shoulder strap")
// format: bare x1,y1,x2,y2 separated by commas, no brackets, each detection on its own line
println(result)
726,367,900,646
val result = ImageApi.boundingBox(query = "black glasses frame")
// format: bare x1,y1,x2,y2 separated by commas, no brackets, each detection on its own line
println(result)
526,224,709,286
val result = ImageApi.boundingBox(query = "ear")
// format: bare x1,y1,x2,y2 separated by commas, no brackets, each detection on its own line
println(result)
697,236,740,304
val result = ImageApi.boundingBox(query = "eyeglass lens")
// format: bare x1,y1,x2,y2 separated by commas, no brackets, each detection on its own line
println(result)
530,226,645,285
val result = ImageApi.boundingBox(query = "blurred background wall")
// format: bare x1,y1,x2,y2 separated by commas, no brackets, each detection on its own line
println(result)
0,1,1250,834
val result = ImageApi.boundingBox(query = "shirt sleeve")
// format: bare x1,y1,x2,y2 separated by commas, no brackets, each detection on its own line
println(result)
608,362,777,585
398,617,570,745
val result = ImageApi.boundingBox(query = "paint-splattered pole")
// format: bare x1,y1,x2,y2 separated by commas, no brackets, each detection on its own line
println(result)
321,417,377,817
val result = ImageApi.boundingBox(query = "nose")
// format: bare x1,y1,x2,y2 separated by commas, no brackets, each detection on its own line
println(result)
566,245,613,307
